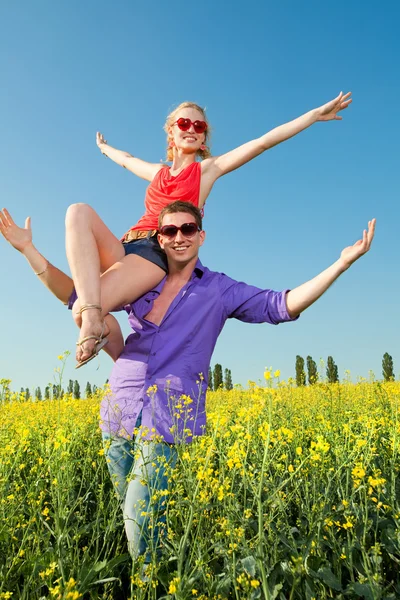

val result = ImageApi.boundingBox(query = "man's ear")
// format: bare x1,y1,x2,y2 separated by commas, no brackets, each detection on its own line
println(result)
158,233,165,250
199,230,206,247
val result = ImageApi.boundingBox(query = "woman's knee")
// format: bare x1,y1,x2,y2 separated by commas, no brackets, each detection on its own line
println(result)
65,203,94,228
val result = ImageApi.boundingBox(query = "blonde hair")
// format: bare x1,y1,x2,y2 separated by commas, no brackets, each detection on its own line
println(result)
164,102,211,162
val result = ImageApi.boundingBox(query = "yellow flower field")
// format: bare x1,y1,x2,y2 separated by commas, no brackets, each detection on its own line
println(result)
1,378,400,599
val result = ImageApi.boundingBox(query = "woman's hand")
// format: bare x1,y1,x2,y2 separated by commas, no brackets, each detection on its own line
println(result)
0,208,33,253
96,131,108,154
316,92,352,121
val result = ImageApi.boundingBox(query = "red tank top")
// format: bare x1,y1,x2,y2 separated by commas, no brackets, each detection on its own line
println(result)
124,161,201,236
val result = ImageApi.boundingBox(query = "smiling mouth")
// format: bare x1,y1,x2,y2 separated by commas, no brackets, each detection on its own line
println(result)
173,246,189,252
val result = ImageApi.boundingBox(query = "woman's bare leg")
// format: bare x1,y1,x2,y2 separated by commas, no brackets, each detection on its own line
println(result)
65,203,126,362
73,255,165,362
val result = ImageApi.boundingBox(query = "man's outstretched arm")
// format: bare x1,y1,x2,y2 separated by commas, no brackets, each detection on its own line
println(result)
286,219,376,318
0,208,74,304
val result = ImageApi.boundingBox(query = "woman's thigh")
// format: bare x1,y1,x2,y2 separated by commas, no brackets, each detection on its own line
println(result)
99,254,166,313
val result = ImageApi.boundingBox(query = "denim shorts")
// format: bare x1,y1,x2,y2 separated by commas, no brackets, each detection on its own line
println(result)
122,233,168,273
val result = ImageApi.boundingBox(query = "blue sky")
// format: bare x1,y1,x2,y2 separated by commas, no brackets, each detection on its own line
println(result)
1,0,399,392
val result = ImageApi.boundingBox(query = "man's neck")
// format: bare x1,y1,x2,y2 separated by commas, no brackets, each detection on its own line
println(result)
166,255,199,285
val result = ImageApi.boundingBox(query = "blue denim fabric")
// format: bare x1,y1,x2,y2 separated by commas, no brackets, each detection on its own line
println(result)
102,412,177,563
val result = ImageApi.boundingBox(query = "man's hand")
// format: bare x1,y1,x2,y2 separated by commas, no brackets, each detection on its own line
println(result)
0,208,33,253
339,218,376,271
286,218,376,318
316,92,352,121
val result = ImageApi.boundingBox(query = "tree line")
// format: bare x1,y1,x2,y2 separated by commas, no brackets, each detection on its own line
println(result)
295,352,396,386
208,364,233,391
21,380,100,401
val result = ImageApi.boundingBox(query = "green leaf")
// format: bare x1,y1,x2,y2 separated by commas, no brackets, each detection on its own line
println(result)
239,555,257,577
316,567,342,591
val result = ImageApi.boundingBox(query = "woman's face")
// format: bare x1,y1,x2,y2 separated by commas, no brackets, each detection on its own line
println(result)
169,107,207,155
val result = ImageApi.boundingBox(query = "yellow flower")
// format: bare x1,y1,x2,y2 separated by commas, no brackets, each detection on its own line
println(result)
168,577,180,594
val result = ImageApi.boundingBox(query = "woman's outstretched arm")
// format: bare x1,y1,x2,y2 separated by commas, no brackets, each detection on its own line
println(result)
96,132,163,181
203,92,352,179
0,208,74,304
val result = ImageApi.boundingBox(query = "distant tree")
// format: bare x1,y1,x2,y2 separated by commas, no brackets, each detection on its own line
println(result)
295,356,306,387
67,380,74,395
35,387,42,401
224,368,233,390
85,382,92,398
306,356,319,385
105,379,109,385
326,356,339,383
25,387,30,400
73,380,81,399
382,353,395,382
20,387,25,396
208,367,213,391
213,364,223,389
44,386,50,400
92,385,98,395
53,384,59,399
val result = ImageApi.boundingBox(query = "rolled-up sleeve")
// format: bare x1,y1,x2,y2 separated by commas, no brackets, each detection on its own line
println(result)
67,289,77,310
219,276,299,325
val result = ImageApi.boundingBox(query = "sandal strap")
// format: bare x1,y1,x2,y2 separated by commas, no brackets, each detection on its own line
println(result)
76,335,102,347
79,303,102,314
76,321,107,346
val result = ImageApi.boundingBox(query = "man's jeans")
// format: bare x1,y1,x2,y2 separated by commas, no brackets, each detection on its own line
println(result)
102,412,178,563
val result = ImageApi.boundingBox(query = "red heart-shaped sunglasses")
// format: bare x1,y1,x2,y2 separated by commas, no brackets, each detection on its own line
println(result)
173,118,208,134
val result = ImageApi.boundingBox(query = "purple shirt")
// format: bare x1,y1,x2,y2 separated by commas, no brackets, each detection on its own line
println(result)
98,260,298,443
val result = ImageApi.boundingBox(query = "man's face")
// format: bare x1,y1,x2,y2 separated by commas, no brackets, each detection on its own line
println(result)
158,211,205,267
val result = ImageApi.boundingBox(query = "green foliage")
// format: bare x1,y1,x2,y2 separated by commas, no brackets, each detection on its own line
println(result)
295,355,306,386
382,352,394,382
326,356,339,383
213,363,223,389
73,380,81,400
208,367,213,391
224,368,233,390
67,379,74,395
85,381,92,398
306,356,319,385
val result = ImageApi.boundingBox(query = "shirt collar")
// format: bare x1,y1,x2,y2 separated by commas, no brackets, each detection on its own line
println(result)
126,259,206,312
152,259,205,294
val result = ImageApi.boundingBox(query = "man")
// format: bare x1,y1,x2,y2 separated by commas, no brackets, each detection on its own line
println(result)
0,203,376,565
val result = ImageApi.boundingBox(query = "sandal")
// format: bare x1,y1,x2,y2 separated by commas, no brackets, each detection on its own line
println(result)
75,304,109,369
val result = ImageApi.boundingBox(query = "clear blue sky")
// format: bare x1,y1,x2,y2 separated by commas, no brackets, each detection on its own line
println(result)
1,1,399,391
